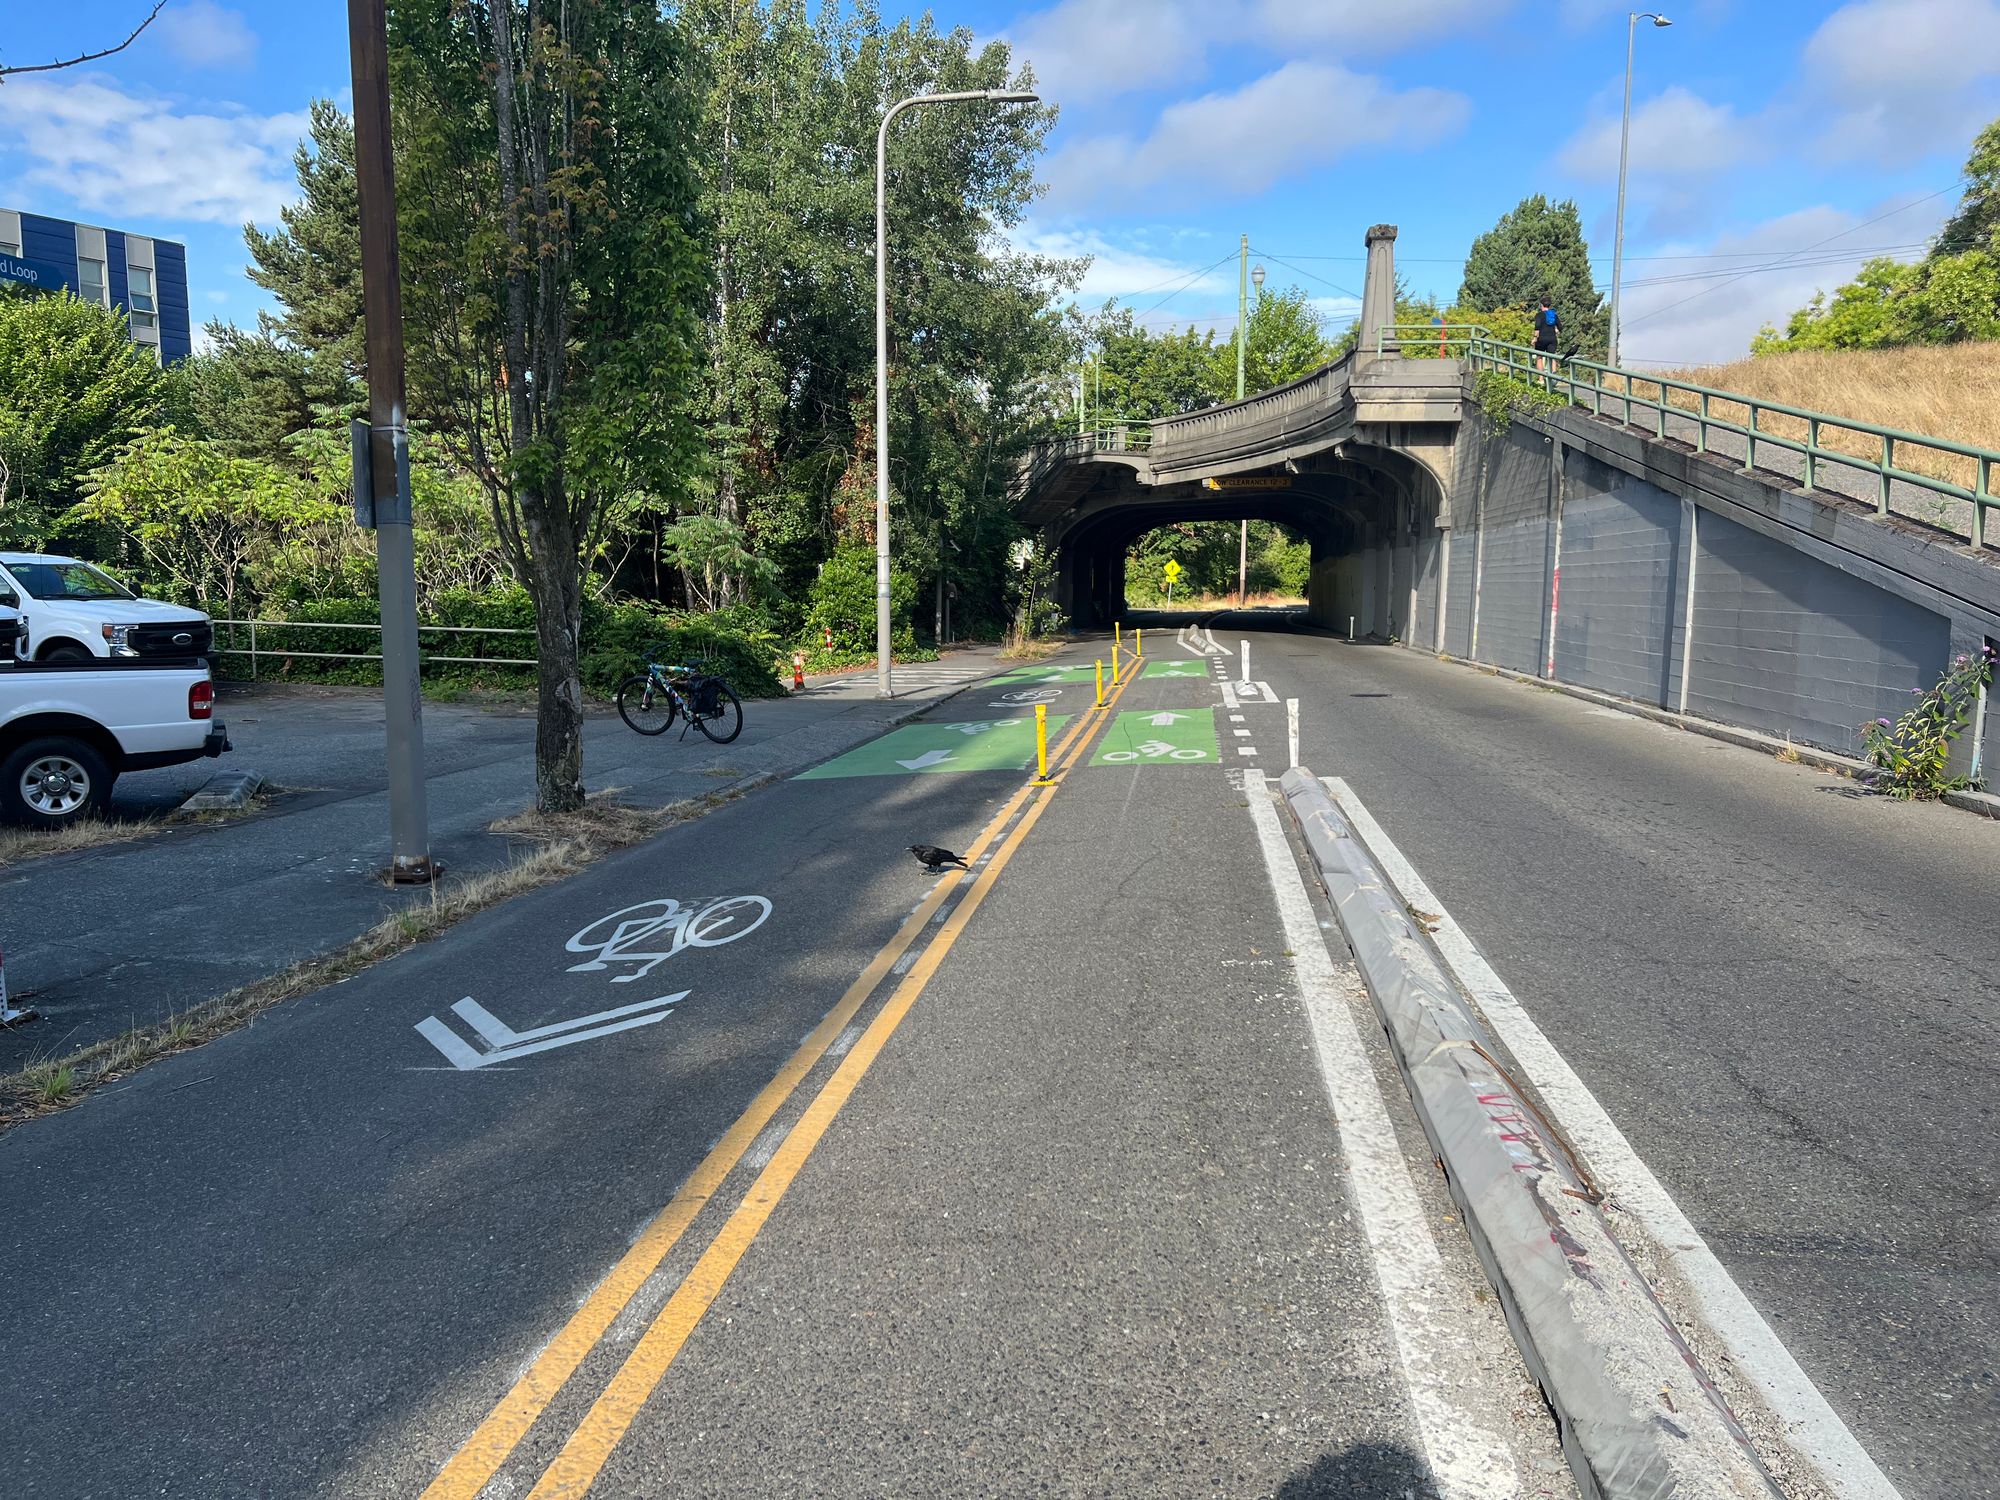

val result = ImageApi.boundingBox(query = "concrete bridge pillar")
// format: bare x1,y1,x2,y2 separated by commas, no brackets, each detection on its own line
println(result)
1358,224,1399,359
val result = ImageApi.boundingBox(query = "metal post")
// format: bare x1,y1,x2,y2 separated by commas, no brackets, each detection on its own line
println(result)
1236,233,1248,401
1095,659,1105,708
876,88,1037,701
1238,518,1248,607
347,0,433,884
1610,13,1671,367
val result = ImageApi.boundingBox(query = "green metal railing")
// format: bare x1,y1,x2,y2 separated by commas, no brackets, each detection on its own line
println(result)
1374,322,1492,359
1377,326,1998,549
1077,420,1151,453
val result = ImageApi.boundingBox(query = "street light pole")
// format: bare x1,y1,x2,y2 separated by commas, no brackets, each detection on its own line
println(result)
875,87,1038,700
346,0,433,883
1240,261,1265,607
1608,11,1671,368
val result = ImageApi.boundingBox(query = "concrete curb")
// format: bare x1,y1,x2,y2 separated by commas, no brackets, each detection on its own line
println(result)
1278,766,1782,1500
1433,652,2000,821
177,770,266,814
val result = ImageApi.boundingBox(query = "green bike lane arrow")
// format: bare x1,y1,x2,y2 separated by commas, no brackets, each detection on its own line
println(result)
796,715,1071,779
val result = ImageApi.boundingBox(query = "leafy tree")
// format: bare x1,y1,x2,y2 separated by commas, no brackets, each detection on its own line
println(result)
1756,115,2000,355
1457,195,1608,359
390,0,710,812
71,427,340,618
1211,284,1334,396
1937,117,2000,256
0,289,162,545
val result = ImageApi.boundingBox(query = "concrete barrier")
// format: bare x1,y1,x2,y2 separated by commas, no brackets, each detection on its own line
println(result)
1279,766,1781,1500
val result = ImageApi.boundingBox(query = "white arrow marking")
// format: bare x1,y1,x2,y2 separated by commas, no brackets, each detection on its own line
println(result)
896,749,958,769
416,991,688,1070
1146,712,1188,725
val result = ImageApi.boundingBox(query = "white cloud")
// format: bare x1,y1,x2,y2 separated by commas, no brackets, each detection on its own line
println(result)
0,75,305,226
1004,0,1220,106
1557,86,1761,182
1011,224,1233,301
157,0,258,69
1615,196,1952,366
1041,61,1470,210
1251,0,1510,52
1798,0,2000,161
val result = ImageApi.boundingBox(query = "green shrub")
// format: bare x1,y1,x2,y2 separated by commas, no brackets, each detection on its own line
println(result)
1860,647,1996,798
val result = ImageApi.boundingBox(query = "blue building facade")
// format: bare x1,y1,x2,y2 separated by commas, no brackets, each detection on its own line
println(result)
0,208,193,363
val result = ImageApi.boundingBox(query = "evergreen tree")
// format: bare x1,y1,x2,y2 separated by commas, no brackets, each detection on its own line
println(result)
1457,195,1607,359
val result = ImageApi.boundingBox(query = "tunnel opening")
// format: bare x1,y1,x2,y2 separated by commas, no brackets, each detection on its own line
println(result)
1042,445,1449,638
1122,520,1314,612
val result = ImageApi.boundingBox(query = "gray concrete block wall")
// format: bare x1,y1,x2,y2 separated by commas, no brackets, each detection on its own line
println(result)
1687,511,1951,753
1412,531,1442,648
1470,431,1551,674
1445,530,1477,657
1552,469,1685,707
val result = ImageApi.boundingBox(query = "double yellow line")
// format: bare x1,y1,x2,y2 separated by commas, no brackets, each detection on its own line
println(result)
423,656,1141,1500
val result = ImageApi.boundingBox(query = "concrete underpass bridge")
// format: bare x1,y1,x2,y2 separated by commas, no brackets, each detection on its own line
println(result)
1019,224,2000,765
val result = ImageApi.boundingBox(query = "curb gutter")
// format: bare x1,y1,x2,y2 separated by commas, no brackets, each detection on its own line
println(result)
1278,766,1782,1500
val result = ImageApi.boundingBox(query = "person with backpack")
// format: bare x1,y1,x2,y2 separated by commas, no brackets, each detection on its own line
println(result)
1532,296,1561,372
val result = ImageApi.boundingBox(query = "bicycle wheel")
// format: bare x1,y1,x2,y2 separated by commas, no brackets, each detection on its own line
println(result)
617,675,677,736
695,680,743,743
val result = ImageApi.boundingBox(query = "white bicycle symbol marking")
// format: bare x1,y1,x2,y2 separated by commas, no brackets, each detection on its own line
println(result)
998,688,1062,704
565,895,772,982
1102,740,1207,763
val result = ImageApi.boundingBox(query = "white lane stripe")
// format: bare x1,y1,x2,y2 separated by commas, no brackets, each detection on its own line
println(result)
1320,777,1905,1500
1220,679,1240,710
1242,773,1516,1500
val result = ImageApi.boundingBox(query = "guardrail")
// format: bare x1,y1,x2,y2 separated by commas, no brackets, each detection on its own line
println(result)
1377,325,1998,549
1075,421,1151,452
212,617,538,678
1373,321,1491,358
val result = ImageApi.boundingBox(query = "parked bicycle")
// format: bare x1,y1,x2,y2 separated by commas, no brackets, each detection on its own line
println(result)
615,646,743,744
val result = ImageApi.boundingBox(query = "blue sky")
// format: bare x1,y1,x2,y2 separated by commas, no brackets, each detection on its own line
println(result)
3,1,1997,365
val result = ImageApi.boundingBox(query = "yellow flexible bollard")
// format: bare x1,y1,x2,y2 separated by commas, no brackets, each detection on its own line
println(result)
1136,627,1143,658
1115,621,1122,656
1111,642,1121,684
1032,702,1054,784
1095,658,1105,708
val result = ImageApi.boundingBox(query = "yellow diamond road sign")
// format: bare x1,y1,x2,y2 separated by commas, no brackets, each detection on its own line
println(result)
1163,560,1182,581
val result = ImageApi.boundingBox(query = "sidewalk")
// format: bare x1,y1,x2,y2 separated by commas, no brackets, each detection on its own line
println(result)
0,646,1007,1070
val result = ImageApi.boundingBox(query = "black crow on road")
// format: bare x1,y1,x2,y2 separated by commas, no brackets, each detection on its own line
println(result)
908,844,970,872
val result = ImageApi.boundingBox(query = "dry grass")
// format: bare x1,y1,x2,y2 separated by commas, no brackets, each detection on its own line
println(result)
0,789,753,1131
999,630,1064,661
0,787,275,872
1601,342,2000,498
0,817,164,870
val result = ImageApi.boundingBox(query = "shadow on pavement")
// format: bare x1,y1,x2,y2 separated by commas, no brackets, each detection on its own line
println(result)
1275,1441,1436,1499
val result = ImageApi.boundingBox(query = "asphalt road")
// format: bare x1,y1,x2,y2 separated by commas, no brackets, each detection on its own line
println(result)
1169,607,1998,1500
0,657,997,1068
0,644,1566,1498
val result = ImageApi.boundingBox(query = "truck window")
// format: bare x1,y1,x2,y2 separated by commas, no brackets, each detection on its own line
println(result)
7,561,135,602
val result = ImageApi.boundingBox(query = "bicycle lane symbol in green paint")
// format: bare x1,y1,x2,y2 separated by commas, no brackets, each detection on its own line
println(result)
988,664,1101,685
1089,707,1219,767
795,716,1070,779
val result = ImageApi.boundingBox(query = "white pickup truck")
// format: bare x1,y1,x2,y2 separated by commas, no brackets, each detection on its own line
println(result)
0,657,231,826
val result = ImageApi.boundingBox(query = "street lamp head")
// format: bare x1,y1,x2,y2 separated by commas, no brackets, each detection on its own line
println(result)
1638,11,1672,24
984,90,1041,104
1251,263,1266,289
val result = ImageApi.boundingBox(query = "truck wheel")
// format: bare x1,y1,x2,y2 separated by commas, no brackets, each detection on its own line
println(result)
40,642,92,663
0,738,114,828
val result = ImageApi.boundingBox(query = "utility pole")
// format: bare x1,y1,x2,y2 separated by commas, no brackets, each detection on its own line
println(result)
1237,235,1248,606
347,0,434,883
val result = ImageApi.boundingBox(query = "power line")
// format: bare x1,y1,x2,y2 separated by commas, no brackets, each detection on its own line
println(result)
1621,185,1960,331
1250,247,1364,303
1122,251,1239,322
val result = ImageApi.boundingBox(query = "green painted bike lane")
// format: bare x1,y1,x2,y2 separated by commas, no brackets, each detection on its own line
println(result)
1089,706,1220,766
796,715,1071,779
